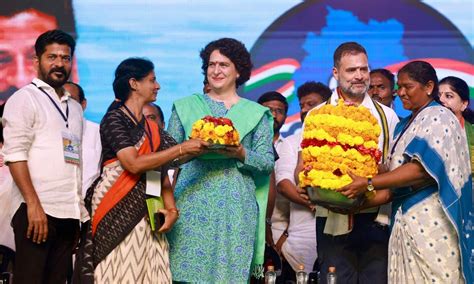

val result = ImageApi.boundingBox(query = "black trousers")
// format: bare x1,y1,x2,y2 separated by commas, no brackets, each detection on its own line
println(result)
316,213,389,284
12,203,79,284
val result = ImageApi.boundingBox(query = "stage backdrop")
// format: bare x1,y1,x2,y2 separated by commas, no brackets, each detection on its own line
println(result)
3,0,473,136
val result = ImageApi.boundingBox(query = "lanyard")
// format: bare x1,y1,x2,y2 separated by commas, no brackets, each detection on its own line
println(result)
123,104,154,151
31,82,69,128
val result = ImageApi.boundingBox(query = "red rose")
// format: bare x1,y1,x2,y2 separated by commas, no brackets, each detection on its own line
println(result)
221,118,233,126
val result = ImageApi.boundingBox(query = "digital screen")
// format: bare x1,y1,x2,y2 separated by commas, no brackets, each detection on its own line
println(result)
1,0,472,135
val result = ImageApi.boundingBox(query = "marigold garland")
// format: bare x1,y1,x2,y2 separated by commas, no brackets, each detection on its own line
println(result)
299,99,381,190
190,115,240,145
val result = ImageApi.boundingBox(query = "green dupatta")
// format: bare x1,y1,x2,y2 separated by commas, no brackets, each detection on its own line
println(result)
173,93,272,278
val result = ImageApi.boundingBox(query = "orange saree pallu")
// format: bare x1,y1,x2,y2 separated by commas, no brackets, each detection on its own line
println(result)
74,115,173,283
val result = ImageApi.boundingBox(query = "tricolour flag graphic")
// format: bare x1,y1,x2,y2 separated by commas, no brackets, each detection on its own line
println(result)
385,58,474,97
245,58,302,135
244,58,300,93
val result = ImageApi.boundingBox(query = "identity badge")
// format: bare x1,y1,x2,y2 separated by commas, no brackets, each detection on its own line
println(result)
146,171,162,197
62,130,80,165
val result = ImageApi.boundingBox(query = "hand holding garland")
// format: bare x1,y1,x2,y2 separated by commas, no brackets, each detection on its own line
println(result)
337,160,432,199
212,144,246,162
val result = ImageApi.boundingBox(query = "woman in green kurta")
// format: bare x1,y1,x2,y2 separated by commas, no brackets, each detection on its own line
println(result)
167,38,274,282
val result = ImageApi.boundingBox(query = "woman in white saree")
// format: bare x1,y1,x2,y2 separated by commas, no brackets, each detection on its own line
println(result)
339,61,473,283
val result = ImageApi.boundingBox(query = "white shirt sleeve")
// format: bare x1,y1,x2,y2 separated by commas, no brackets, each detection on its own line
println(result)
2,91,36,163
275,134,300,185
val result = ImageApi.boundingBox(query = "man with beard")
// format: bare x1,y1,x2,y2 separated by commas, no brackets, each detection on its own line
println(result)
257,91,290,280
0,0,77,101
258,91,288,144
2,30,87,283
274,81,331,278
297,42,399,284
368,68,396,109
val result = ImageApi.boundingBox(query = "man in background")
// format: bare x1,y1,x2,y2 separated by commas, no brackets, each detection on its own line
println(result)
143,103,165,129
275,81,331,275
368,68,396,109
0,102,15,254
64,81,101,196
258,91,291,281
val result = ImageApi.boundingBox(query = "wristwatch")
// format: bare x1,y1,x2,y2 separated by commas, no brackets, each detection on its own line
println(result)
367,177,375,192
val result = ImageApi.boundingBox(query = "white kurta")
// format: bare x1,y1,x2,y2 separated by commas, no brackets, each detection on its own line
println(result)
276,133,317,273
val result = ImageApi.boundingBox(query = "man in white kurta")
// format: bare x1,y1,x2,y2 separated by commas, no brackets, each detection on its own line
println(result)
64,81,102,196
298,42,399,283
275,81,333,274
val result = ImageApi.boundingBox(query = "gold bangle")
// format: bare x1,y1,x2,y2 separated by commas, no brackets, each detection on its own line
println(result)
168,208,180,217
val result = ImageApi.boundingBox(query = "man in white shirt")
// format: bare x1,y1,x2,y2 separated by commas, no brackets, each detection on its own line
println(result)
2,29,87,283
275,81,332,274
297,42,399,284
64,81,102,196
258,91,289,244
257,91,290,277
0,103,15,251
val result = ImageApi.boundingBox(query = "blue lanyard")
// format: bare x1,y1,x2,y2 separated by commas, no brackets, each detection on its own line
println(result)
31,82,69,128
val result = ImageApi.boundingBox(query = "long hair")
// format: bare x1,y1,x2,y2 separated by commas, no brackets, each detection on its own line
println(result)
106,58,154,112
439,76,472,122
398,60,439,97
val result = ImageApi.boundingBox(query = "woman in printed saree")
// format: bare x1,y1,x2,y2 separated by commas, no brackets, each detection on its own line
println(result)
167,38,274,282
74,58,208,283
338,61,473,283
438,76,474,173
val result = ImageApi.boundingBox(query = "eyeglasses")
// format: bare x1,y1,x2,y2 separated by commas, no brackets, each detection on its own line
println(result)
268,107,286,115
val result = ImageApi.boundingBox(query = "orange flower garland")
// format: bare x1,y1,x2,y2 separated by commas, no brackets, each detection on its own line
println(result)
190,116,240,145
299,99,381,190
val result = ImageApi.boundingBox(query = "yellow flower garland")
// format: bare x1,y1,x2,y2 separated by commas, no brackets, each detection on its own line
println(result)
190,116,240,145
299,99,381,190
